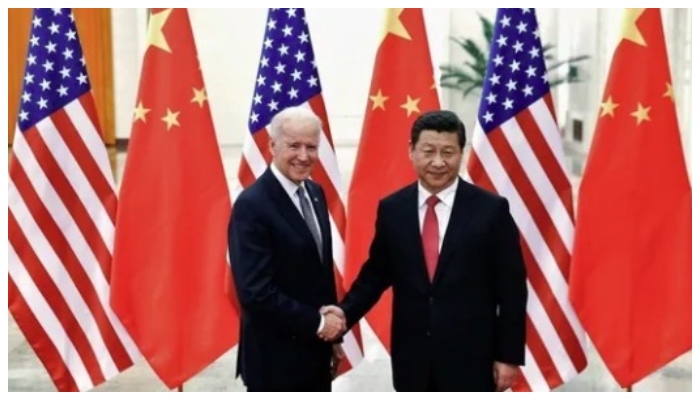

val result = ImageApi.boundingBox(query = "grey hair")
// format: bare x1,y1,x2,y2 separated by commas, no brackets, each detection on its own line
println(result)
268,106,322,140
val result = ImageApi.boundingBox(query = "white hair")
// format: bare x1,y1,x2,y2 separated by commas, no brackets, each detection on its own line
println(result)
268,106,322,140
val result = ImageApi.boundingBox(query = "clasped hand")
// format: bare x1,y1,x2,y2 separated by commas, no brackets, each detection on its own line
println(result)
317,305,346,341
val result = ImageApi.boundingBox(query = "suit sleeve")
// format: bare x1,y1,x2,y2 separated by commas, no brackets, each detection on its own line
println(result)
491,198,528,365
340,201,392,329
229,195,321,339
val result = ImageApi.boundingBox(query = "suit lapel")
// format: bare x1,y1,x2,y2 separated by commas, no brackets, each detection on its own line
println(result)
400,184,433,286
261,169,319,253
432,179,479,286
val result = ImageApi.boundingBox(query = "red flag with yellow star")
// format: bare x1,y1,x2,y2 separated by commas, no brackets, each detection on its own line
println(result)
110,8,239,388
344,8,440,350
569,8,691,387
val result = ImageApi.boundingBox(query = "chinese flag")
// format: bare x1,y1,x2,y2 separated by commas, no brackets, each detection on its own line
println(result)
110,9,239,388
344,8,440,350
569,8,691,388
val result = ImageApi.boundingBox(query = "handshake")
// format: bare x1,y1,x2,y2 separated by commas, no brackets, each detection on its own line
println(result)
318,305,346,341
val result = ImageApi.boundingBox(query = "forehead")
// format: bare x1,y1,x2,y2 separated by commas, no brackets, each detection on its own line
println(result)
279,119,320,141
415,129,460,147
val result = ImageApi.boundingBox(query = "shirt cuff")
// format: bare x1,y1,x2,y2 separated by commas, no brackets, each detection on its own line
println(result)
316,313,326,334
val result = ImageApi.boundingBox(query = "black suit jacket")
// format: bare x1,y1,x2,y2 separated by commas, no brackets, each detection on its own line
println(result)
228,168,336,389
340,178,527,391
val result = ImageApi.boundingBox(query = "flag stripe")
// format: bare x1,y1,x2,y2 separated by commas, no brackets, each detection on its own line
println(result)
22,127,112,277
9,261,83,392
9,211,106,386
524,315,563,389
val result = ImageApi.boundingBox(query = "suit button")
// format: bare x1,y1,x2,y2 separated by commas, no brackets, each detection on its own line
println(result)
427,331,431,337
428,297,434,305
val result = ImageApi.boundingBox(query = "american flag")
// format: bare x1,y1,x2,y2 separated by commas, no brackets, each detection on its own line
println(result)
236,8,363,370
465,8,587,391
8,8,139,391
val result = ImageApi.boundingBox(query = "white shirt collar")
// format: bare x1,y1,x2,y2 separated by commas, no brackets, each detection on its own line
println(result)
270,163,305,198
418,177,459,208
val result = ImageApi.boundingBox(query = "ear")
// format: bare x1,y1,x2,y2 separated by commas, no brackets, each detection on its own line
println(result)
408,141,415,162
268,137,276,156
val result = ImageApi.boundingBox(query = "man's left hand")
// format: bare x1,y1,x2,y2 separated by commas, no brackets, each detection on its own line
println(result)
493,361,518,391
331,344,345,379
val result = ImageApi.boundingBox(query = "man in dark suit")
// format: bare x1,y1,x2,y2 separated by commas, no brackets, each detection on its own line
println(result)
323,110,528,391
228,106,345,392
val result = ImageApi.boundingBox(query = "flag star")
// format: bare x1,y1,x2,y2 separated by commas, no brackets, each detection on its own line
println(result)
506,79,517,92
533,29,540,39
49,22,60,34
27,54,37,66
146,8,173,53
40,79,51,91
69,12,74,22
529,46,540,58
291,69,302,81
52,8,62,15
493,54,504,66
541,74,548,84
260,56,270,67
522,85,534,97
483,111,494,123
282,25,293,37
294,50,306,62
45,41,57,53
516,21,528,34
526,65,537,77
522,8,531,13
57,85,69,97
496,35,508,47
19,110,29,121
400,95,421,117
30,35,40,47
65,29,77,41
250,112,259,123
191,87,207,107
663,82,675,102
32,16,42,28
311,60,317,69
502,98,514,110
288,87,299,99
489,74,501,86
380,8,412,42
499,15,511,28
60,66,71,78
278,44,289,56
80,56,86,66
257,74,266,86
274,62,286,74
286,8,297,18
620,9,647,46
264,38,273,49
267,19,277,30
21,91,31,103
132,100,150,122
513,41,524,53
267,99,279,112
509,60,521,73
76,72,87,84
486,92,497,104
24,73,34,84
298,32,309,43
600,95,619,117
162,108,181,130
253,93,263,105
630,103,651,125
307,76,318,87
42,60,53,72
272,81,282,93
369,89,389,110
63,48,74,60
37,97,48,109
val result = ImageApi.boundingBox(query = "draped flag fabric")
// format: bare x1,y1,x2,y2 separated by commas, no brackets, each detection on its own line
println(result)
569,8,691,388
344,8,441,351
466,8,588,391
110,8,239,389
8,8,140,391
235,7,364,373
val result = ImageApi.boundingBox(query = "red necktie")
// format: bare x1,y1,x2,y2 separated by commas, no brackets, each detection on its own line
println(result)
422,195,440,281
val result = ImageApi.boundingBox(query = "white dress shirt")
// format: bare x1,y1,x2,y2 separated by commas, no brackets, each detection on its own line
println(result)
417,178,459,252
269,164,326,333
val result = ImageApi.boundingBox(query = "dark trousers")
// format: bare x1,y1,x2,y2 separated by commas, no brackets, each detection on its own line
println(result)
246,380,331,392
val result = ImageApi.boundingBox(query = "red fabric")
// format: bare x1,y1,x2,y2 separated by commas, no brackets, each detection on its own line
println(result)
344,8,441,350
569,8,691,388
421,196,440,281
110,8,239,388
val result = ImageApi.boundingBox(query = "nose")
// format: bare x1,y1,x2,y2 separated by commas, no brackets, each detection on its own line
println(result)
297,147,309,161
431,155,446,167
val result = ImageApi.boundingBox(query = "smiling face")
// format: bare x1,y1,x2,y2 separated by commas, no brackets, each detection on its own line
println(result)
269,117,321,184
409,129,463,195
